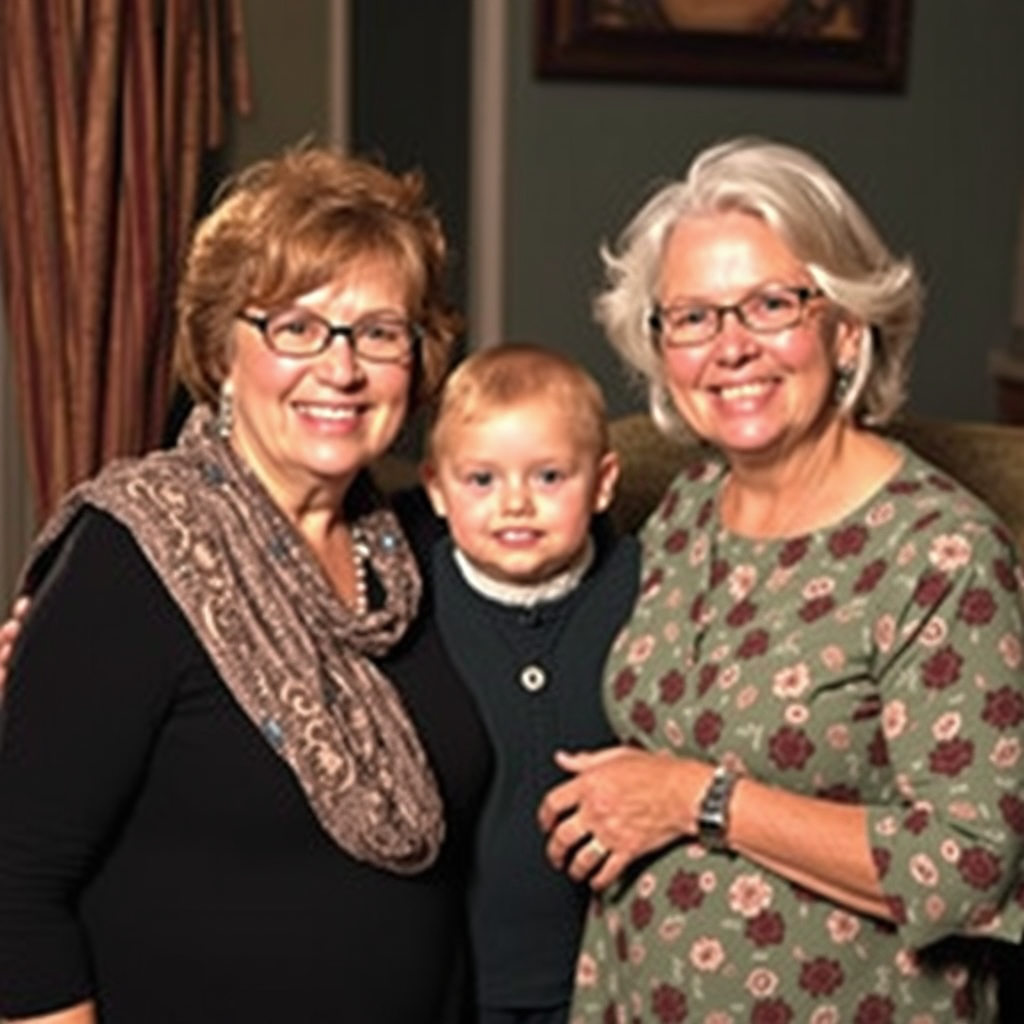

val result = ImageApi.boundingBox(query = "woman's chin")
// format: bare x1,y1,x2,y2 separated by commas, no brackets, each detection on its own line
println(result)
709,426,790,462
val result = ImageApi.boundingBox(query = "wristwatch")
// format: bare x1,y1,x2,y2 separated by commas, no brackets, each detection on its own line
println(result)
696,764,738,853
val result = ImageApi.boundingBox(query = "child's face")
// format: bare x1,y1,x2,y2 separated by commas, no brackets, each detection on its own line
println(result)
423,398,619,586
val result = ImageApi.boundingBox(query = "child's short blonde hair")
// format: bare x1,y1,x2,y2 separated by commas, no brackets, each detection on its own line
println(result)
429,342,610,458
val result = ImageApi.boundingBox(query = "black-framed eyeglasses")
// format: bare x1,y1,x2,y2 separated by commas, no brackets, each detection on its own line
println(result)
237,308,421,363
649,285,824,348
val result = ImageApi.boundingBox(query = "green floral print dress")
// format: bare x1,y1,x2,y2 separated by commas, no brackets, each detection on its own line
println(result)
571,445,1024,1024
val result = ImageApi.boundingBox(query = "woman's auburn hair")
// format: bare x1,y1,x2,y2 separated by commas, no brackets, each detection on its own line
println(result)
174,145,463,409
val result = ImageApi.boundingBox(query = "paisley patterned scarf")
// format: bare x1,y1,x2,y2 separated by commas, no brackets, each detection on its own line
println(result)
22,407,444,874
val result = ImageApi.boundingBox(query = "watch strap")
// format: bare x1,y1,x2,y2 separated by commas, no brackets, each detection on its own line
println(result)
697,764,738,852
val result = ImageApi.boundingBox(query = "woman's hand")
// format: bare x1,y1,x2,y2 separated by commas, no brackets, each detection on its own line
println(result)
540,746,893,918
0,595,30,686
5,999,97,1023
538,745,715,891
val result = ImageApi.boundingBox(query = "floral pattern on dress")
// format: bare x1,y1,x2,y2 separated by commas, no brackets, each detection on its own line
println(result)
571,445,1024,1024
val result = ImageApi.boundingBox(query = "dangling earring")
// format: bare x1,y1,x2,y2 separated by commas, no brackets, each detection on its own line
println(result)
833,364,855,405
217,383,234,440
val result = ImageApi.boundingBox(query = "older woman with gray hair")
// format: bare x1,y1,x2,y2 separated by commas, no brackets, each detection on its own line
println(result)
540,137,1024,1022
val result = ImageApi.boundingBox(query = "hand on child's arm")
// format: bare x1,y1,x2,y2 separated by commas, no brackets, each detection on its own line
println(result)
6,999,98,1023
539,746,709,891
0,595,30,685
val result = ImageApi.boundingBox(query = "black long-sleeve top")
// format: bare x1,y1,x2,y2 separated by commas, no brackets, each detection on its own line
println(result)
0,506,491,1023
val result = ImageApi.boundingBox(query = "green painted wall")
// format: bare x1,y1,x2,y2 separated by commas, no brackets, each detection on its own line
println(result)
504,4,1024,421
351,0,471,311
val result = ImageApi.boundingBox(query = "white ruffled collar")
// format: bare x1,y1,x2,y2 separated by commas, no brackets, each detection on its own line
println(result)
451,536,595,608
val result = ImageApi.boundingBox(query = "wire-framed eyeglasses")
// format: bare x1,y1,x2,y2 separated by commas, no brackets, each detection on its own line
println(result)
649,285,824,348
237,308,420,363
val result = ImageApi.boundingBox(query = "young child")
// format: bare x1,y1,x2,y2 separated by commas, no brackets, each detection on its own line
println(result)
421,342,639,1024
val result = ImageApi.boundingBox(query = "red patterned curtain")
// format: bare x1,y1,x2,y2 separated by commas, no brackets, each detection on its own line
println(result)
0,0,251,520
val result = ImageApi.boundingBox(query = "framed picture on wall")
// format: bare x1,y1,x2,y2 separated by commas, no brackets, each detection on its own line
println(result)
535,0,913,91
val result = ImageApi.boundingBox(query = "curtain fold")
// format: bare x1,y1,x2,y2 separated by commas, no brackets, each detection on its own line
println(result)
0,0,250,521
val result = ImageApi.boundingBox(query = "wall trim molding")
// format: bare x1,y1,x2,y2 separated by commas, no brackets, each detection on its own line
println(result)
468,0,506,350
327,0,350,151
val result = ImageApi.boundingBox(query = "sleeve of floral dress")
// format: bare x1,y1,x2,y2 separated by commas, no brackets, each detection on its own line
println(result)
866,513,1024,950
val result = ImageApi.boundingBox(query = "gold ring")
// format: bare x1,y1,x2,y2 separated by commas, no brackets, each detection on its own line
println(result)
586,836,609,860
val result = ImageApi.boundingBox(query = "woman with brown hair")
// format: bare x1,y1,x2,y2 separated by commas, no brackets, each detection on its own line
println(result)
0,146,490,1024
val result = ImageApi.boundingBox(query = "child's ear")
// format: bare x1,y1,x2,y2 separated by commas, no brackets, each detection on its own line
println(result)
419,461,449,518
593,450,621,514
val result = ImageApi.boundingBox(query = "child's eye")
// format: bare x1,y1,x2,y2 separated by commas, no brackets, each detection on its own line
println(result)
465,470,494,488
535,468,565,486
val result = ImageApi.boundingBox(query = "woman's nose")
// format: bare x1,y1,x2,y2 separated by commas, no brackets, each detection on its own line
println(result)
315,335,366,384
712,312,761,365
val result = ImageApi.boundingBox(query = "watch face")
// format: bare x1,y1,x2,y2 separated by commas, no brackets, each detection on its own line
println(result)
699,807,725,833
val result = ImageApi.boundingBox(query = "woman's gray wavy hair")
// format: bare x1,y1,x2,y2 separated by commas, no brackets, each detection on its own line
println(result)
594,137,924,439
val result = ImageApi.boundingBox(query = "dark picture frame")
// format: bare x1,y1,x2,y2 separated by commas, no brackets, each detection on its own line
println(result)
535,0,913,92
